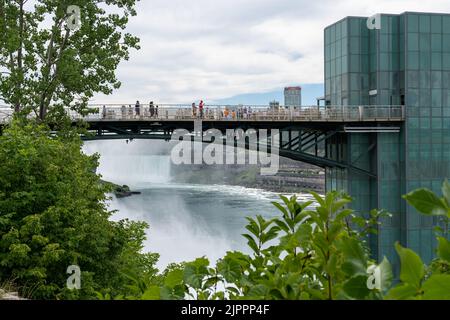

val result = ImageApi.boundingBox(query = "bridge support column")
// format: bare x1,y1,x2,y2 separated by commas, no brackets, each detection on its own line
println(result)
325,130,404,275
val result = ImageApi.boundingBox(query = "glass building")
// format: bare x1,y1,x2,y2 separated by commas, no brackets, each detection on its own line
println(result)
324,12,450,273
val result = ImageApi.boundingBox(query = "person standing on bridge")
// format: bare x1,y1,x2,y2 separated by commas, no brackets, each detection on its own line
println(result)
149,101,155,118
156,105,159,118
135,101,141,118
192,102,197,118
199,100,204,119
102,105,106,119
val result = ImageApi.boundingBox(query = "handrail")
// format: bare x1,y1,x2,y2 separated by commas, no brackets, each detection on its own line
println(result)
0,105,405,123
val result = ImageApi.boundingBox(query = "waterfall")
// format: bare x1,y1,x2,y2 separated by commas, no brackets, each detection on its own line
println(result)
83,140,172,187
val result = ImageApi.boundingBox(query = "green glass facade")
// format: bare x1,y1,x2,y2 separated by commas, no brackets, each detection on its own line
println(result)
324,12,450,271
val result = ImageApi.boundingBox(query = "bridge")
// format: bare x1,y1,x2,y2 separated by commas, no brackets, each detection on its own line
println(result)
0,104,404,178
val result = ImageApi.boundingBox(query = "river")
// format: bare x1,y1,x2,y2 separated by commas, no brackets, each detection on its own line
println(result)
83,140,315,269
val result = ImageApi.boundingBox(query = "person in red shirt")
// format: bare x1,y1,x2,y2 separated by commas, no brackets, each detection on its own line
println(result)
199,100,204,119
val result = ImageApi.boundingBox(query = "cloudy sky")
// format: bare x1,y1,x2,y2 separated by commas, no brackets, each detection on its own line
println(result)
92,0,450,105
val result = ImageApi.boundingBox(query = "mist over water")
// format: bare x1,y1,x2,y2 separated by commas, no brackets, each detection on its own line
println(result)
83,140,314,269
83,140,172,186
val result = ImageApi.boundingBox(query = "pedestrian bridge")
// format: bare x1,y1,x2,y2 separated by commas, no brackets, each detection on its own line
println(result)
0,104,405,177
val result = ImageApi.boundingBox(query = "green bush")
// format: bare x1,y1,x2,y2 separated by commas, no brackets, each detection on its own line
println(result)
0,121,159,299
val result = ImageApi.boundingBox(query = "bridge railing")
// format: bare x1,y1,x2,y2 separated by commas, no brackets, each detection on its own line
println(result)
73,104,404,122
0,104,405,123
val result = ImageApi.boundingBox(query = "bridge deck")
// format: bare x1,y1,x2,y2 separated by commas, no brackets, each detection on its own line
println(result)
0,104,405,124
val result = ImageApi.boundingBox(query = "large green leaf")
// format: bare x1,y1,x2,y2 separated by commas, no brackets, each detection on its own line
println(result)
294,223,312,244
422,275,450,300
272,201,288,218
437,237,450,262
260,226,280,244
339,237,367,276
242,234,259,254
245,284,269,299
385,284,417,300
403,189,448,216
217,257,242,283
183,258,210,289
378,257,393,293
164,269,184,288
141,286,161,300
343,275,371,299
442,180,450,206
245,217,260,237
395,243,424,289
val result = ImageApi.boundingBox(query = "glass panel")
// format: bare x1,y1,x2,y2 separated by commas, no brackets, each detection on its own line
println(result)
381,15,389,35
443,35,450,52
420,89,431,106
443,16,450,34
350,36,360,54
407,89,419,106
330,24,336,42
350,54,360,72
379,72,389,89
431,71,442,88
431,34,442,52
380,53,389,71
419,15,431,33
408,71,419,88
408,33,419,51
336,57,342,74
432,89,442,107
408,14,419,33
350,19,360,36
420,71,431,88
342,20,348,36
342,37,348,56
443,53,450,71
432,52,442,70
442,71,450,88
380,34,389,52
361,37,369,54
336,41,342,57
336,22,342,40
420,33,431,52
431,16,442,33
420,51,431,69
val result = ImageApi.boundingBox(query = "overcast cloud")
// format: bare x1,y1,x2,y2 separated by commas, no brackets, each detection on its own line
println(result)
91,0,450,104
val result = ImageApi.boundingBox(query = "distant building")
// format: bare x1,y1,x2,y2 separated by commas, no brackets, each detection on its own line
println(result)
269,100,280,109
284,86,302,109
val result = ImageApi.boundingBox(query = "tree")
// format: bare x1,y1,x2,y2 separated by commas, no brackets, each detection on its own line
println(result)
0,0,140,121
0,121,158,299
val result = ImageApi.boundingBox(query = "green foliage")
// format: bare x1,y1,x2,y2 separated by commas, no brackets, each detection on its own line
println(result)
125,192,390,300
403,188,449,217
0,121,158,299
122,181,450,301
0,0,140,121
403,180,450,239
385,180,450,300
